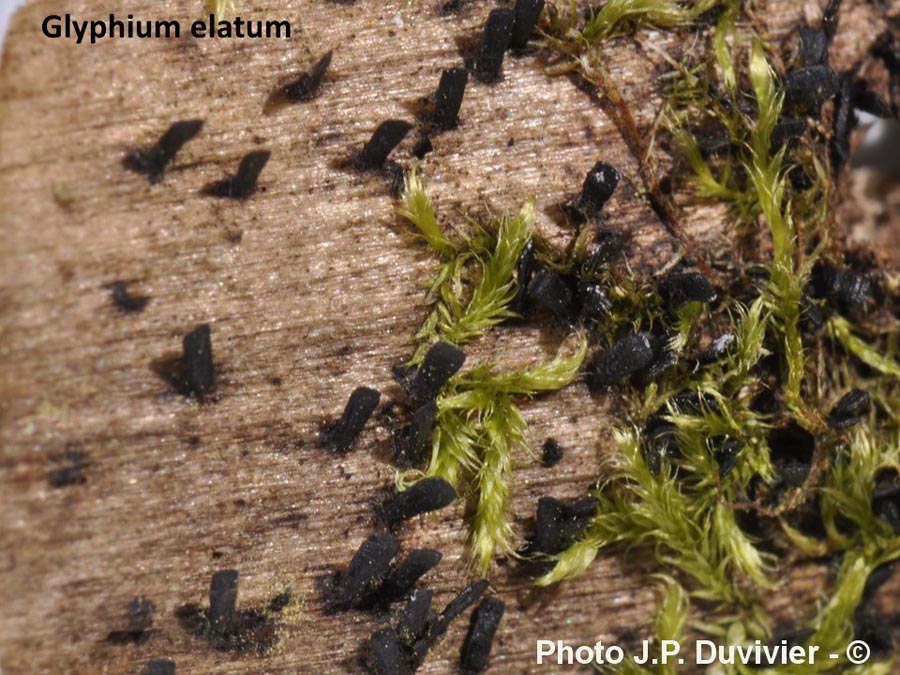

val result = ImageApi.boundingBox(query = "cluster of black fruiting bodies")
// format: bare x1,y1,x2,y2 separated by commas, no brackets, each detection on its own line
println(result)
318,340,505,673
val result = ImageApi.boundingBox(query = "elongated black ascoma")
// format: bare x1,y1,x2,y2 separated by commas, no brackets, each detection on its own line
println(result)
432,68,468,131
510,0,545,49
285,50,332,101
359,120,413,169
143,659,176,675
383,477,457,523
573,161,620,218
203,150,270,199
530,496,598,554
659,271,718,305
474,9,515,83
410,342,466,405
828,389,870,429
124,119,204,183
587,332,655,389
460,597,505,673
209,570,239,636
370,627,402,675
321,386,381,453
332,532,399,610
379,549,443,601
183,324,214,400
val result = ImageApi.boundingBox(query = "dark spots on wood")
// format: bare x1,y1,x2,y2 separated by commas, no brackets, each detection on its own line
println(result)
107,280,149,313
393,401,439,467
202,150,271,199
319,386,381,453
124,120,204,184
47,445,87,488
106,596,155,645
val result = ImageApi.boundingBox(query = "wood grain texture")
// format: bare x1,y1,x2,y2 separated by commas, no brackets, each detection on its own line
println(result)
1,1,897,673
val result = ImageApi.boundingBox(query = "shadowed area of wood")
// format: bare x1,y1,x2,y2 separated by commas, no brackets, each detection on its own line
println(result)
1,1,899,673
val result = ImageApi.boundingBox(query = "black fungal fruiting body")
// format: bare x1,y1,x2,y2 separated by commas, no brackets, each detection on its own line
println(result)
460,597,505,673
432,68,468,131
370,627,403,675
183,324,214,401
510,0,545,49
713,438,743,479
321,386,381,453
829,269,871,314
529,496,598,555
332,532,400,610
828,389,870,429
285,50,332,101
209,570,239,636
144,660,176,675
526,268,577,326
541,438,564,467
410,342,466,405
203,150,271,199
124,119,204,183
768,423,815,487
379,549,442,602
382,476,457,524
109,281,149,313
510,239,536,315
798,26,828,67
783,65,839,108
426,579,490,643
571,161,620,220
48,446,87,487
393,401,438,467
659,271,717,305
587,332,655,389
397,589,433,645
474,9,515,83
412,135,433,159
358,120,413,170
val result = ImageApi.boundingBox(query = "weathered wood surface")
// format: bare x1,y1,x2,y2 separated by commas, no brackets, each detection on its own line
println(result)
1,1,897,673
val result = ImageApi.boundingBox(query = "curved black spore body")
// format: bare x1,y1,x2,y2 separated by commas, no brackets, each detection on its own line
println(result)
124,119,204,183
828,389,870,429
285,50,333,101
393,401,438,467
370,627,402,675
378,549,442,602
203,150,271,199
359,120,413,169
529,496,598,555
573,161,620,218
321,386,381,453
